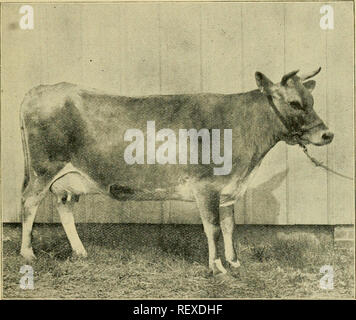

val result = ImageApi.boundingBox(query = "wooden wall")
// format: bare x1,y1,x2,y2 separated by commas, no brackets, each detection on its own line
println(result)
2,2,354,224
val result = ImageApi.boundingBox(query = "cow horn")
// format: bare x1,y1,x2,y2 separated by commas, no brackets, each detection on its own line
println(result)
281,70,299,86
299,67,322,81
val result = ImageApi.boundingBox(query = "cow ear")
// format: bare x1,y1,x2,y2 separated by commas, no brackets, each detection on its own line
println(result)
255,72,274,95
303,80,316,92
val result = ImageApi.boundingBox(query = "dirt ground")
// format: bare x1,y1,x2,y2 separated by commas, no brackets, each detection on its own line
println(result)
2,223,354,299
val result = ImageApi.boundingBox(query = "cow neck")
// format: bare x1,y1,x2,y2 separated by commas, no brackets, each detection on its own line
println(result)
230,91,284,171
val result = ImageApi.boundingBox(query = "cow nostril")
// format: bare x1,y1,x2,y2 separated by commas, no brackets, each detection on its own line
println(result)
322,132,334,141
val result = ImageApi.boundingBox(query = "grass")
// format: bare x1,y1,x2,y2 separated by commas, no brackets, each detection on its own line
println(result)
2,223,354,299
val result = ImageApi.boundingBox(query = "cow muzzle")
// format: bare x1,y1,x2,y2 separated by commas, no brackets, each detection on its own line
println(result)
302,129,334,146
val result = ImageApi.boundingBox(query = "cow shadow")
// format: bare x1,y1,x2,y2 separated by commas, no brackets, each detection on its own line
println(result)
155,169,289,264
242,168,289,224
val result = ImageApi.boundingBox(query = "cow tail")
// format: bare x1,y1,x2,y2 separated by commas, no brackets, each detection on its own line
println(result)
20,107,30,192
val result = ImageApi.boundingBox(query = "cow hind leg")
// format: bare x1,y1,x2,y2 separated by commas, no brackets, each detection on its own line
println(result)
50,172,95,258
55,196,87,258
21,198,39,261
20,180,47,261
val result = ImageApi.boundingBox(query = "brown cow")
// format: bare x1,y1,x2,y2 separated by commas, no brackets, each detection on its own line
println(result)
20,68,333,276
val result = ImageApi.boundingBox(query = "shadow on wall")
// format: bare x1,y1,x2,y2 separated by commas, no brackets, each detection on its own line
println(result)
243,169,289,224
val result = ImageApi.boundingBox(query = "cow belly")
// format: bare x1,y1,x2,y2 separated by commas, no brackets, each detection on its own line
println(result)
48,162,196,202
109,181,195,202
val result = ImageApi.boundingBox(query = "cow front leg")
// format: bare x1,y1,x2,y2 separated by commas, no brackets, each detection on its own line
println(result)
194,188,227,276
220,205,240,269
202,220,226,275
56,194,87,258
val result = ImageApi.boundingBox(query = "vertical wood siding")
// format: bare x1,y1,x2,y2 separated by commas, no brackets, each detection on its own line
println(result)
2,2,354,224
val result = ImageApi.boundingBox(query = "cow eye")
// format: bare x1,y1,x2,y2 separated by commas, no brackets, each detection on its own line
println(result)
289,101,304,110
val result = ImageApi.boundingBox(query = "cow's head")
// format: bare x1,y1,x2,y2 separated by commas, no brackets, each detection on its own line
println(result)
255,68,334,146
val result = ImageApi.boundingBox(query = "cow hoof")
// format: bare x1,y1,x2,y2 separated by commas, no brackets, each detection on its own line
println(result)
20,248,37,262
210,258,227,277
226,259,241,278
228,259,241,269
